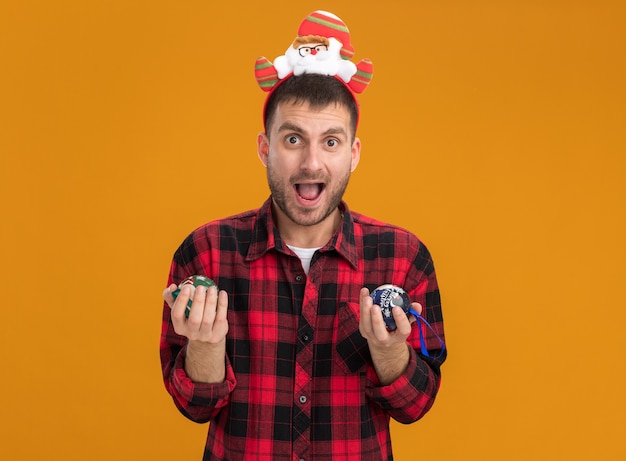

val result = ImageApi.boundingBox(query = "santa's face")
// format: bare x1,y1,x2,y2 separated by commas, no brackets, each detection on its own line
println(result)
286,38,338,67
297,43,329,58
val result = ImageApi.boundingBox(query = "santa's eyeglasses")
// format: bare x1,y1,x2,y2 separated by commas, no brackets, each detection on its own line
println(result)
298,45,328,57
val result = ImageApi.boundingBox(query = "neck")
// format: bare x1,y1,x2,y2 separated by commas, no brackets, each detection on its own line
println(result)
273,204,342,248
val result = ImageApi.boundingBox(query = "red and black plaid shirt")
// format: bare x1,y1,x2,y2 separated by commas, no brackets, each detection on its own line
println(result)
160,198,446,461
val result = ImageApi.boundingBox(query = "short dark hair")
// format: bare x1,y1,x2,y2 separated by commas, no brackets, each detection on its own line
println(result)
264,74,359,139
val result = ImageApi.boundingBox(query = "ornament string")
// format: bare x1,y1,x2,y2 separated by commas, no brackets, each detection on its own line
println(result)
408,307,446,360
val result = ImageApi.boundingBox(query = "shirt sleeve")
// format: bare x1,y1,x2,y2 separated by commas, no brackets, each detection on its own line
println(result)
164,339,237,423
366,346,442,424
366,237,446,423
159,230,237,423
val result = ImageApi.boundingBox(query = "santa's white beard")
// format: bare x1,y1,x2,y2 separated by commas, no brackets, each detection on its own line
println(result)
292,51,338,76
274,38,357,82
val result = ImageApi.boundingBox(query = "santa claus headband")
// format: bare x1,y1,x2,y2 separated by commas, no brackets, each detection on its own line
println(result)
254,10,373,129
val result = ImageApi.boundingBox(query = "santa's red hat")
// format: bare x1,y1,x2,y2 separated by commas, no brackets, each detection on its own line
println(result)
297,10,355,60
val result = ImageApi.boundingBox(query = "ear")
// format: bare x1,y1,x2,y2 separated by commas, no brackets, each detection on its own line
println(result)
350,137,361,172
257,132,269,167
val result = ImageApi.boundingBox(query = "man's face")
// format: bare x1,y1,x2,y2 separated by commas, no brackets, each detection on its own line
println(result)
257,100,361,231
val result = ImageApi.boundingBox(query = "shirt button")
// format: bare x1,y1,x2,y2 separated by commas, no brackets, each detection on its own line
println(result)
295,275,303,282
299,395,307,404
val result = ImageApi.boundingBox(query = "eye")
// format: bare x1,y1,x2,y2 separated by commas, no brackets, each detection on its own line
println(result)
326,138,339,148
286,135,300,145
298,46,312,57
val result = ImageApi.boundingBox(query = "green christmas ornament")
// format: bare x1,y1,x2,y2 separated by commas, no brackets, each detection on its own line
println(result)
171,275,217,318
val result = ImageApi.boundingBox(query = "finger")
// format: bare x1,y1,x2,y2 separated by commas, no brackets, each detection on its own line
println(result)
215,290,229,321
200,286,219,328
392,306,412,336
359,287,373,335
187,285,208,328
370,304,390,341
171,285,193,327
162,284,178,308
359,287,371,303
212,290,230,337
405,302,422,326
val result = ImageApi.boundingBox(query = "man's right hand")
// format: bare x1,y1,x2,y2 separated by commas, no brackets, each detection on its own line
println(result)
163,284,229,383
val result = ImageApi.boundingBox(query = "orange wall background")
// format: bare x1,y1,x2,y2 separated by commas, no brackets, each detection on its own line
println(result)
1,1,624,459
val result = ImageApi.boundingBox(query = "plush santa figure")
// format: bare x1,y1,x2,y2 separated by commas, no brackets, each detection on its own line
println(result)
273,35,357,83
254,10,373,94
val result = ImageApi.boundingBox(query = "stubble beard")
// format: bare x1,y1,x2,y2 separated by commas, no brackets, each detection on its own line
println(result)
267,164,351,228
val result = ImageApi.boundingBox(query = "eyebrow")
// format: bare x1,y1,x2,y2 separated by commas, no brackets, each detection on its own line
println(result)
277,121,304,134
277,122,347,138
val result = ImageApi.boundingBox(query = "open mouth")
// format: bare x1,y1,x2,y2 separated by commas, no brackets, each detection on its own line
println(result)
295,183,325,202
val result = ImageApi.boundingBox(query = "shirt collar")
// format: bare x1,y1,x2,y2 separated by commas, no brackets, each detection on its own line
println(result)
246,197,359,270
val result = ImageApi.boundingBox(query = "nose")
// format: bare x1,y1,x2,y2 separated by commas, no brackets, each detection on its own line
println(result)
301,144,322,171
311,49,317,55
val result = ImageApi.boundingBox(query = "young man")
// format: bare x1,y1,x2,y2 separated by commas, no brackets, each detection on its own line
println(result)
160,11,446,461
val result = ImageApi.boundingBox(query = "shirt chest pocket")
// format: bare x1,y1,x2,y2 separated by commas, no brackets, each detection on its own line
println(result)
335,302,372,374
